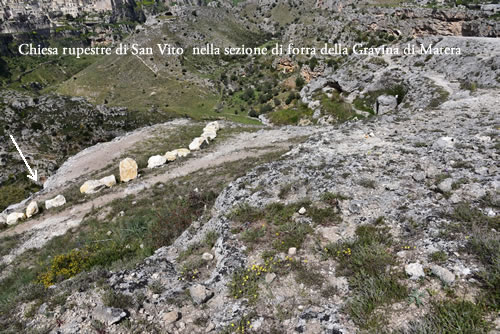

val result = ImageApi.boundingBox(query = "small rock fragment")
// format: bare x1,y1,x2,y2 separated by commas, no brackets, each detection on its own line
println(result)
92,306,128,326
288,247,297,256
298,207,306,215
189,284,214,305
201,130,217,141
163,311,181,324
202,252,214,261
265,273,276,284
431,265,455,284
433,137,455,150
405,263,425,280
203,121,220,132
438,178,453,193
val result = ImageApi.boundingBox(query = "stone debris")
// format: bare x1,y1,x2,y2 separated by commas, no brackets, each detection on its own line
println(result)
147,155,167,169
438,178,453,193
45,195,66,210
92,306,128,326
189,284,214,305
26,201,39,218
163,310,181,324
6,212,26,225
265,273,277,284
203,121,220,132
430,265,455,285
405,263,425,280
202,252,214,261
433,137,455,150
120,158,138,182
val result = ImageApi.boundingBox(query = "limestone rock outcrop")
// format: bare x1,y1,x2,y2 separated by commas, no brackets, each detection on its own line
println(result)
120,158,138,182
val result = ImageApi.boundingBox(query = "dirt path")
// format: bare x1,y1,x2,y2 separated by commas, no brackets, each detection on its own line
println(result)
43,119,192,191
0,125,318,264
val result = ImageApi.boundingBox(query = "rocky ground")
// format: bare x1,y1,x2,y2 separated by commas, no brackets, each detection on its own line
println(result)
0,1,499,333
0,69,498,333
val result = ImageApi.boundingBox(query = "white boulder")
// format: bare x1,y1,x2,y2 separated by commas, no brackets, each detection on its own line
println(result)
433,137,455,150
147,155,167,169
202,252,214,261
431,265,455,284
7,212,26,225
164,151,177,162
99,175,117,188
203,121,220,132
189,137,209,151
26,201,39,218
405,263,425,280
120,158,138,182
45,195,66,210
202,130,217,141
80,180,106,194
173,148,190,157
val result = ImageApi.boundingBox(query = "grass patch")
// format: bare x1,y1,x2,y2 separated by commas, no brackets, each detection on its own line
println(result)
358,178,377,189
353,84,407,113
102,289,134,309
323,223,407,330
429,250,448,264
267,103,313,126
466,231,499,310
231,202,310,251
398,300,492,334
320,92,360,122
429,85,450,108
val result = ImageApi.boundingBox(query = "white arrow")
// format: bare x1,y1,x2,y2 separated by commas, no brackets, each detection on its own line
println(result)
9,134,38,182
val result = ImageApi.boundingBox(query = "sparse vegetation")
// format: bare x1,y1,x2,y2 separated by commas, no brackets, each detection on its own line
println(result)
323,223,408,330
